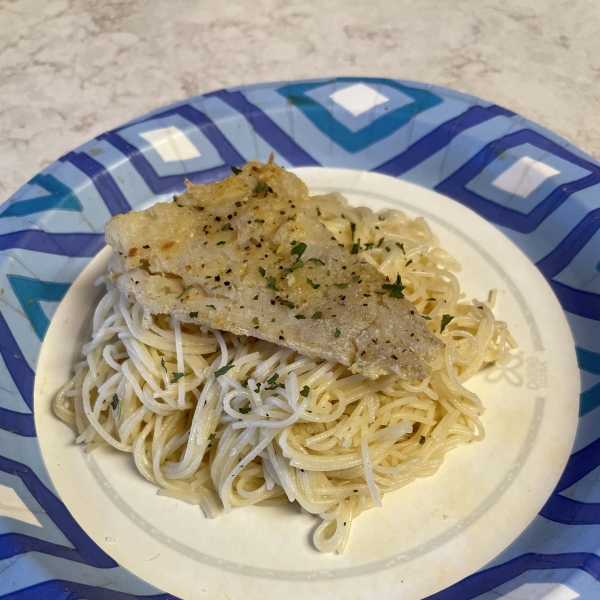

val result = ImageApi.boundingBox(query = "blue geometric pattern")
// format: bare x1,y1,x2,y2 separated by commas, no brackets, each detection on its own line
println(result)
0,77,599,599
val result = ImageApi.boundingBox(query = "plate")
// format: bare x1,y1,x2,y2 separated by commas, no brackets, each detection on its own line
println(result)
1,78,599,599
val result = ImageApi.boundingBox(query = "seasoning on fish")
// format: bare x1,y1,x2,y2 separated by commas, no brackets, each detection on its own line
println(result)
105,159,442,380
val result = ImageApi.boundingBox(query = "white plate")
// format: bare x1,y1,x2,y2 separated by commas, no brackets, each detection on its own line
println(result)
34,168,580,600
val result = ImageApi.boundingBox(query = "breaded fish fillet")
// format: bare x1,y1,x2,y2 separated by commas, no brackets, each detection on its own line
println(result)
105,160,442,380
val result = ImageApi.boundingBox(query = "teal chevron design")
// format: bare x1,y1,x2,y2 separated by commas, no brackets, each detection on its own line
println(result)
0,174,82,219
577,347,600,416
7,275,70,340
277,78,443,153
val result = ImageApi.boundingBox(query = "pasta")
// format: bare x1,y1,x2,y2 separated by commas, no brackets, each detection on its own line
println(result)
54,192,514,553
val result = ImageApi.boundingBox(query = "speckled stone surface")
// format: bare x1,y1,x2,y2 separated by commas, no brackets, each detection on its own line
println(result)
1,0,599,201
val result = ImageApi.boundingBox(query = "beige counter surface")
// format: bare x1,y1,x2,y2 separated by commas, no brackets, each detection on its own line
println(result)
1,0,599,200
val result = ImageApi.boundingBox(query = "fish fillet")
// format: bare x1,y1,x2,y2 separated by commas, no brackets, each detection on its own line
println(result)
105,160,442,380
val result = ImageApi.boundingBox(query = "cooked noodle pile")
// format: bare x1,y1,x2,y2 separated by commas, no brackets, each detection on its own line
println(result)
54,193,514,553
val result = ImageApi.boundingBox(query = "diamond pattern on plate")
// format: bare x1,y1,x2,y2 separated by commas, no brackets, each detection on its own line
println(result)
492,156,561,198
329,83,390,117
139,125,202,162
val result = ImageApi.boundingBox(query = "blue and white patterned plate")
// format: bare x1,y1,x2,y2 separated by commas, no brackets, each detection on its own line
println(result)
1,78,599,599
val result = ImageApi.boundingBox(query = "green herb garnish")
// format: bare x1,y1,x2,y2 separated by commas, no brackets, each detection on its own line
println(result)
295,314,306,319
334,328,341,338
395,242,404,253
189,311,199,318
255,218,265,224
382,274,405,299
352,275,360,281
351,238,361,254
239,406,252,414
208,433,216,440
311,311,322,319
350,222,356,240
259,266,266,277
171,372,184,383
215,364,235,378
308,258,324,266
231,165,242,175
253,295,259,300
306,277,320,289
252,317,259,325
221,223,233,231
253,181,268,195
206,304,216,309
161,358,167,372
291,242,307,259
217,240,226,245
422,315,432,320
177,285,193,298
266,276,278,291
405,259,413,266
440,314,454,333
280,299,294,309
316,207,321,216
334,282,348,289
193,205,204,211
300,385,310,398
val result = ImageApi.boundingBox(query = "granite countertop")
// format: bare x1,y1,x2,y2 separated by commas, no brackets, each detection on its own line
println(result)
1,0,599,201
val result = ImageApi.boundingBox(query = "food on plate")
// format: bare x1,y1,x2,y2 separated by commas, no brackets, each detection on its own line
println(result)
54,159,515,553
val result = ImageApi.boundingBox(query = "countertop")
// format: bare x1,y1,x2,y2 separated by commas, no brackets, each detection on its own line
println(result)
1,0,599,201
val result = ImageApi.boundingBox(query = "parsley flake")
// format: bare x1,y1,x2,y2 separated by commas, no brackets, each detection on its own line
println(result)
427,298,436,301
382,274,405,298
267,373,279,385
170,372,184,383
377,237,384,248
280,299,294,309
405,259,413,266
422,315,432,320
291,242,307,259
217,240,226,245
308,258,325,266
316,207,321,217
111,393,119,411
258,266,266,277
177,285,193,298
351,238,361,254
334,282,348,289
208,433,216,440
350,222,356,240
239,406,252,414
161,358,167,372
295,314,306,320
206,304,216,309
306,277,320,289
252,295,259,300
252,181,268,195
215,364,235,378
334,328,341,338
255,218,265,224
252,317,259,325
193,205,204,211
221,223,233,231
440,314,454,333
311,311,322,319
189,311,199,318
352,275,360,281
231,165,242,175
395,242,405,253
300,385,310,398
266,276,279,291
385,246,391,253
